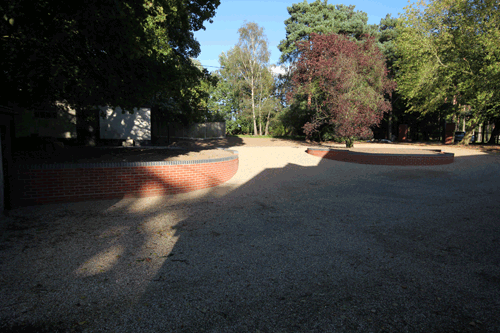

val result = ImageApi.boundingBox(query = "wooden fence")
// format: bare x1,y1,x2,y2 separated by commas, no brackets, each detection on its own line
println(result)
152,120,225,142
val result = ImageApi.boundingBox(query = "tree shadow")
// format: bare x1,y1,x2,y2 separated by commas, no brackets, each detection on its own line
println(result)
133,150,500,331
1,162,235,331
1,148,500,332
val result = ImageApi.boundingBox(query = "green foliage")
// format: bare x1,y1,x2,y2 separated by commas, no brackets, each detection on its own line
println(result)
152,58,217,125
225,120,242,135
209,50,247,131
319,125,337,141
1,0,220,111
395,0,500,144
278,0,378,64
279,99,316,136
377,14,399,75
211,22,281,136
233,22,270,135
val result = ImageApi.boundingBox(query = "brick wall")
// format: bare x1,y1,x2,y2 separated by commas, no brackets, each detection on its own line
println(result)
15,155,238,206
307,148,454,166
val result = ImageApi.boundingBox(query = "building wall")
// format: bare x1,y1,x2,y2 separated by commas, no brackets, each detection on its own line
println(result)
15,106,77,139
100,107,151,141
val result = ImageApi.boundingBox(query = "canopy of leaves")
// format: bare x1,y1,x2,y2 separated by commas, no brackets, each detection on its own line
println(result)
289,33,395,147
278,0,378,64
377,14,399,74
395,0,500,138
209,52,246,124
152,58,217,125
220,22,272,135
1,0,220,111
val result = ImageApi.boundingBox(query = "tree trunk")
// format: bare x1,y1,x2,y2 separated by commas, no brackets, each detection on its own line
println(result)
460,117,480,145
259,90,263,135
388,114,392,140
388,94,393,140
481,121,486,143
251,85,258,136
487,120,500,144
265,108,272,136
258,108,262,136
307,76,312,107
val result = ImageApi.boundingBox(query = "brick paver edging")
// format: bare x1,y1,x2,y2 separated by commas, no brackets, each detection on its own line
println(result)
306,148,454,166
14,149,239,206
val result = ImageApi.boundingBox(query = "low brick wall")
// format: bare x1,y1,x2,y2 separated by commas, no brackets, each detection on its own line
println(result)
15,151,238,206
307,148,454,166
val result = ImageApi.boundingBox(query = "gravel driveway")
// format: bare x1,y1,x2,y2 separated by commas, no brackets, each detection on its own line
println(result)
1,142,499,332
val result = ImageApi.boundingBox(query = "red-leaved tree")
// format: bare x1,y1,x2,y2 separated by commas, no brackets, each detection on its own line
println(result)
288,33,395,147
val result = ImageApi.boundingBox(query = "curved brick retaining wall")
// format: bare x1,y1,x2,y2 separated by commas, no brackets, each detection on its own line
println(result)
307,148,454,166
15,150,238,206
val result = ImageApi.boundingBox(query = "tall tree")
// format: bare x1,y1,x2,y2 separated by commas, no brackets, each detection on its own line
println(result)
289,33,395,147
278,0,378,64
214,45,279,136
152,59,216,125
226,22,270,136
208,52,247,134
377,14,403,140
1,0,220,111
277,0,379,136
395,0,500,145
378,14,399,73
255,66,277,135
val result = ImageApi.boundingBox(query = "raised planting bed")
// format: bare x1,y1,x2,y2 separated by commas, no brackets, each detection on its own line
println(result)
14,148,238,206
306,147,454,166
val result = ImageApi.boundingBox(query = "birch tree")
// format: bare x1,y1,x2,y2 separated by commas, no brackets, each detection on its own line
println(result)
233,22,270,135
255,66,277,135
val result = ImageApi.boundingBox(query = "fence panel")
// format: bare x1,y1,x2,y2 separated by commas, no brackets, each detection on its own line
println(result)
152,121,226,140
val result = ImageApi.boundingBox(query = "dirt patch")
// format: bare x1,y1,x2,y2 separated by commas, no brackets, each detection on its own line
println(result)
13,147,235,164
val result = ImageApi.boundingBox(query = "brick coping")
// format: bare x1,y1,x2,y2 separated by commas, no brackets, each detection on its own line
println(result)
17,149,238,170
307,148,454,165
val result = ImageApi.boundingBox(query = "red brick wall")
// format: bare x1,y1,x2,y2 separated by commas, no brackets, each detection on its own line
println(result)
15,157,238,206
307,149,454,166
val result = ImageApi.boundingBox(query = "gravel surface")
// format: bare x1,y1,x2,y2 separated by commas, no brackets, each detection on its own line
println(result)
1,141,500,332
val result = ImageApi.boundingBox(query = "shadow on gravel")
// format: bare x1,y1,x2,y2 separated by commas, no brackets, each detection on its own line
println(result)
1,151,500,332
127,153,500,332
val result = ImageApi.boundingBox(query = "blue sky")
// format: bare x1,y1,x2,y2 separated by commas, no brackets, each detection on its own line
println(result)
194,0,410,71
